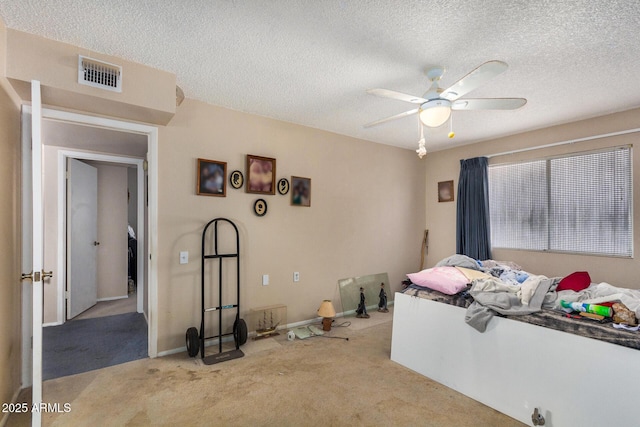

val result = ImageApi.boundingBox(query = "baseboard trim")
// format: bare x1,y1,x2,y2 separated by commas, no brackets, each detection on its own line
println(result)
97,295,128,302
157,317,328,357
156,300,394,358
43,321,63,327
0,386,23,427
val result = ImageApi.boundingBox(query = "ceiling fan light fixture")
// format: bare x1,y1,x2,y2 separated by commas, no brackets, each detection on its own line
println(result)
419,99,451,127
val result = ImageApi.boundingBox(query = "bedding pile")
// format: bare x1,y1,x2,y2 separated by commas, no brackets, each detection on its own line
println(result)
403,255,640,348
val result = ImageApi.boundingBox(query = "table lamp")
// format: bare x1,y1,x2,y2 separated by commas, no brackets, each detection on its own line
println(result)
317,300,336,331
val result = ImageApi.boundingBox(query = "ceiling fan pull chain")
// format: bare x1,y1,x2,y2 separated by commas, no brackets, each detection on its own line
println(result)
448,114,455,139
416,122,427,159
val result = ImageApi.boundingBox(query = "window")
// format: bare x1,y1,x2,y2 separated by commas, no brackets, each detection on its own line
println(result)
488,147,632,257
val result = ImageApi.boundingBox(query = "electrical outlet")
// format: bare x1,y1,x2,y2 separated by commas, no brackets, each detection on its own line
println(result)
179,251,188,264
262,274,269,286
293,272,300,282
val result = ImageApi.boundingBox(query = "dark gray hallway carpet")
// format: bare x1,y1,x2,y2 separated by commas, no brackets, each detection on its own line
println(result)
43,312,148,380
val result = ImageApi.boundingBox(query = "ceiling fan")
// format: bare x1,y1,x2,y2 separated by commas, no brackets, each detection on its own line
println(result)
365,60,527,130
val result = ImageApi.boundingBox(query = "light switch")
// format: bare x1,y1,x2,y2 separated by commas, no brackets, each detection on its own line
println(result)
262,274,269,286
179,251,188,264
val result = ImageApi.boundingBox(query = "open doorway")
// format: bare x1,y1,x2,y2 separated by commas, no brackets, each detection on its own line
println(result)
43,123,148,379
21,107,159,387
20,106,159,426
41,122,147,324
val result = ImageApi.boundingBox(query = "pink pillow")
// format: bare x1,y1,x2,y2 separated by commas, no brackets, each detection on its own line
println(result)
557,271,591,292
407,266,469,295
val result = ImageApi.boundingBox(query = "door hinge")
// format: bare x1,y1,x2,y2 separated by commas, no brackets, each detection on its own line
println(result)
65,291,70,299
66,170,70,180
143,160,148,171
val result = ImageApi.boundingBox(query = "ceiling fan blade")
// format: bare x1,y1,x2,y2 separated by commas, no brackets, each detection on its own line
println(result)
367,88,427,104
440,60,509,101
363,108,420,128
451,98,527,110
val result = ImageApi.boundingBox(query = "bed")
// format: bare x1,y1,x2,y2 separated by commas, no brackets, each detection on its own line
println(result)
390,258,640,426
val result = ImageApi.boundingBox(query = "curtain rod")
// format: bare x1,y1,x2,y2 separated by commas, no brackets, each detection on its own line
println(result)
486,127,640,158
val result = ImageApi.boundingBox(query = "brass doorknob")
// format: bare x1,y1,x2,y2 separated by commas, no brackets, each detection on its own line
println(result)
42,271,53,279
21,272,33,281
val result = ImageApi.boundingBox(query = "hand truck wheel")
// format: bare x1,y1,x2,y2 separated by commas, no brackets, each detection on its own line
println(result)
233,318,248,346
186,327,199,357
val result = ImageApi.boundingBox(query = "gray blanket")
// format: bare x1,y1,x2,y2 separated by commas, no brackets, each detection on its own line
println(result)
465,275,559,332
435,254,481,270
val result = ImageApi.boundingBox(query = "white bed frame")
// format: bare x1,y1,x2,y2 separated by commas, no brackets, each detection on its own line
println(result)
391,291,638,426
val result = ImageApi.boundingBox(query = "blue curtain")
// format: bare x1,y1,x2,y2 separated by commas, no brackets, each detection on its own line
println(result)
456,157,491,260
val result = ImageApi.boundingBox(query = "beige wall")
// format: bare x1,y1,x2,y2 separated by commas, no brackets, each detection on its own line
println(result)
91,162,128,300
157,99,426,352
0,21,426,359
424,107,640,289
4,29,176,125
42,145,59,323
0,20,22,418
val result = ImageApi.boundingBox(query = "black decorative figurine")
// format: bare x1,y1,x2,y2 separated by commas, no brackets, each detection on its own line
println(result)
356,286,369,318
378,282,388,313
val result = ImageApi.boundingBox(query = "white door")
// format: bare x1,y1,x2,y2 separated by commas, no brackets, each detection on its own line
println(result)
30,80,45,427
67,158,98,319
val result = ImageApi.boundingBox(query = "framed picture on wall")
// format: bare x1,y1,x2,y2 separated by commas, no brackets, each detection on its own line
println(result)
277,178,290,195
246,155,276,195
291,176,311,207
197,158,227,197
438,180,454,202
229,170,244,189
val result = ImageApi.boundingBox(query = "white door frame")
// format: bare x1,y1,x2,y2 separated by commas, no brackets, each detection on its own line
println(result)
58,150,145,322
21,106,159,390
29,81,44,427
20,107,33,390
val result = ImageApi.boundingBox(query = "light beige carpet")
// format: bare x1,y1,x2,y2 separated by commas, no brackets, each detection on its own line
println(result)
10,318,525,427
74,293,137,321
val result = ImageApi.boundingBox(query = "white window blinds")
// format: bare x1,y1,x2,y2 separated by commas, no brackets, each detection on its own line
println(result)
488,147,632,257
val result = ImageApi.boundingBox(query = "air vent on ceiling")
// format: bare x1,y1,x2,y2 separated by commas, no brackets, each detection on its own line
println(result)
78,55,122,92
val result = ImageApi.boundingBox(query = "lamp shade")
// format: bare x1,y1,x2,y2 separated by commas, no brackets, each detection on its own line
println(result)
317,300,336,318
419,99,451,128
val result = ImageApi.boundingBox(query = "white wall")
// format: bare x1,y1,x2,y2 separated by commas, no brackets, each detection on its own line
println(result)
89,161,128,300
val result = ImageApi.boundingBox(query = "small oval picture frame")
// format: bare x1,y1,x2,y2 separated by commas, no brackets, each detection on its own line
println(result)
253,198,268,217
230,170,244,189
277,178,290,195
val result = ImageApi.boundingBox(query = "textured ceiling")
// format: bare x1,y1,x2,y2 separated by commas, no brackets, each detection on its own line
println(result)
1,1,639,152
